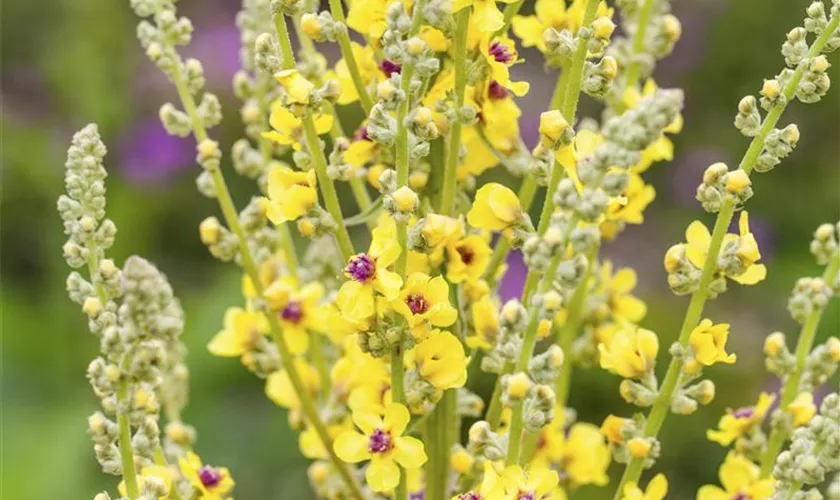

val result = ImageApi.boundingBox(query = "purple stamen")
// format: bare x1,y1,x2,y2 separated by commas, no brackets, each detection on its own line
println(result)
368,428,393,453
488,41,513,64
281,301,303,323
731,495,749,500
487,80,508,100
199,465,223,488
346,254,376,283
406,294,429,315
409,492,425,500
733,407,754,419
355,126,371,141
458,494,481,500
517,493,536,500
379,59,402,77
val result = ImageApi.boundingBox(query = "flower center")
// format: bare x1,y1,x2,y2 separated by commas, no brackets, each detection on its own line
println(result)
733,407,754,419
379,59,402,77
281,300,304,323
487,80,508,100
517,492,536,500
731,494,750,500
406,294,429,315
409,492,426,500
488,41,513,63
199,465,223,488
346,254,376,283
368,428,393,453
457,245,475,265
458,493,481,500
356,126,371,141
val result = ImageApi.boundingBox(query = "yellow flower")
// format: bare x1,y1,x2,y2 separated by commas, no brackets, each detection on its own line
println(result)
274,281,326,355
697,452,774,500
621,473,668,500
480,35,530,97
512,0,613,51
598,261,647,323
467,183,523,231
346,0,399,41
337,216,403,321
260,165,317,224
600,414,630,444
262,101,333,151
685,211,767,285
500,464,563,499
275,69,315,105
207,307,267,358
556,128,604,191
413,329,468,389
788,392,816,427
334,403,427,492
332,336,388,398
707,392,775,446
119,465,172,500
451,461,506,500
598,326,659,379
266,358,321,410
689,319,737,366
627,437,652,458
532,420,610,487
602,172,656,238
468,296,500,350
454,0,519,33
446,234,492,283
392,273,458,339
178,452,235,500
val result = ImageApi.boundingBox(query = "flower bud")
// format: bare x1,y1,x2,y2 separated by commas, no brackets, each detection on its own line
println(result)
664,244,686,273
83,297,103,317
825,337,840,362
539,110,569,143
592,17,616,41
695,380,716,405
627,437,652,458
725,170,751,194
764,331,787,357
450,447,474,475
505,372,532,400
761,79,781,99
300,13,322,39
661,14,682,41
391,186,419,213
406,36,426,55
199,216,222,245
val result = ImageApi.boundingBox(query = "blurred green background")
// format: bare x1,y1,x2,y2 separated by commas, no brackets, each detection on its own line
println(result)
2,0,838,498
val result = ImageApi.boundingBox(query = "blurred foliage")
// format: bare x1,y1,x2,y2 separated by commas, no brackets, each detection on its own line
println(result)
1,0,838,498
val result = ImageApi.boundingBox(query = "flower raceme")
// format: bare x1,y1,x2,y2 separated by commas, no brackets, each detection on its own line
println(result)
63,0,840,499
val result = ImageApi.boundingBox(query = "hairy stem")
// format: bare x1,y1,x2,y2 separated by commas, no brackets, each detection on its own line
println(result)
328,0,375,114
438,9,470,215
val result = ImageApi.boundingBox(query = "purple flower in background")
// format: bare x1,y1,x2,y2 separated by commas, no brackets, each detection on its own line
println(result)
118,120,193,184
185,26,242,86
500,249,527,301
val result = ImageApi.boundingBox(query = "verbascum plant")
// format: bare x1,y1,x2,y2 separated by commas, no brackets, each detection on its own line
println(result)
60,0,840,499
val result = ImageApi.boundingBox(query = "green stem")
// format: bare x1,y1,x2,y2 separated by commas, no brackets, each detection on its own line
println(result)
621,0,657,98
485,361,512,430
301,116,356,261
438,9,470,215
328,0,375,114
555,244,599,409
390,344,407,500
117,380,139,498
310,333,332,399
494,0,526,37
505,403,524,464
161,12,366,499
759,251,840,477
